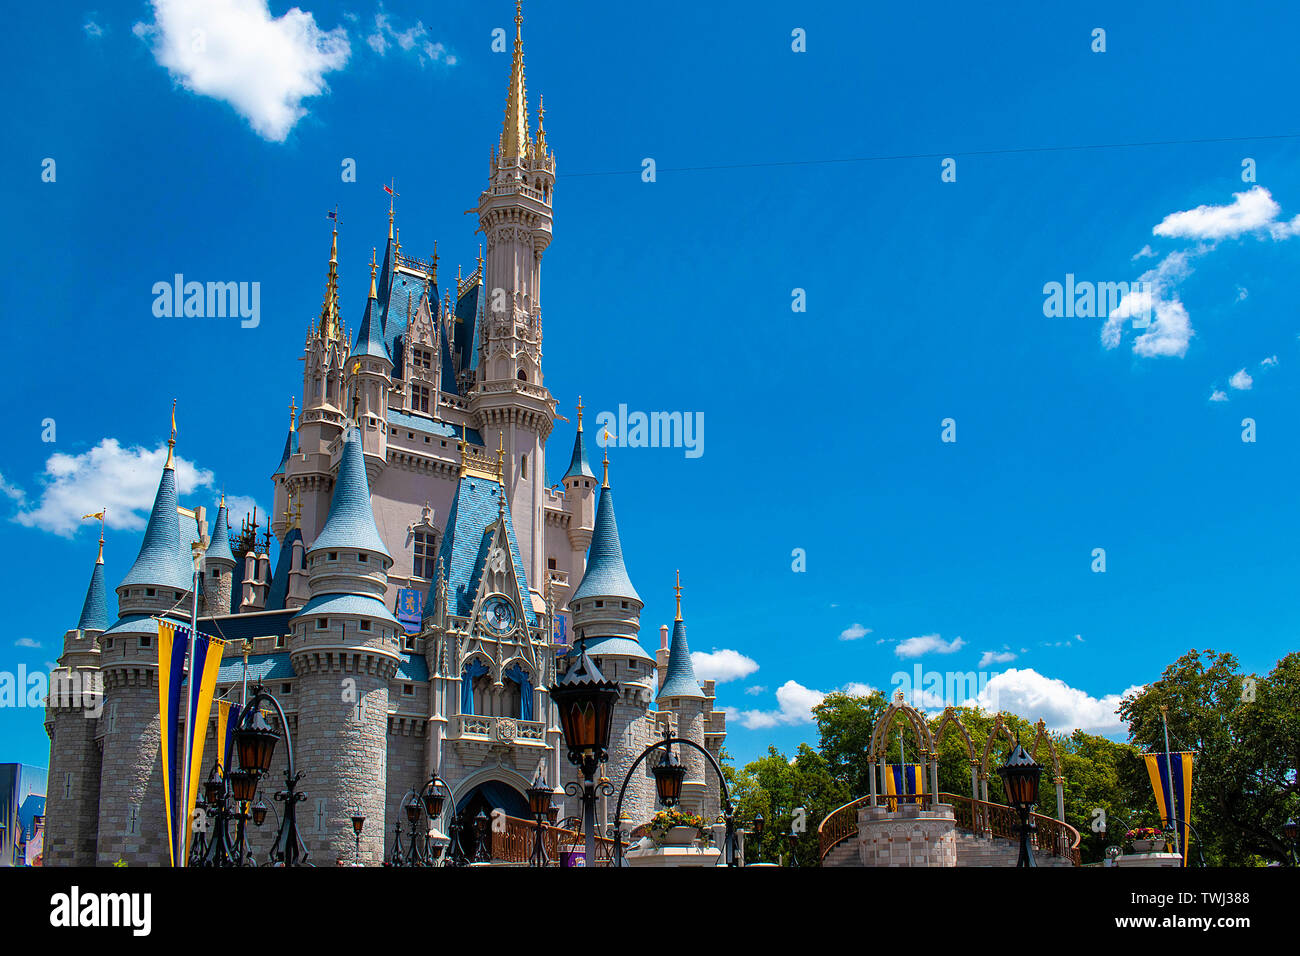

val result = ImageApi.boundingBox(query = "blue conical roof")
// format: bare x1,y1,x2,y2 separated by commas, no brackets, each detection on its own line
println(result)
351,288,391,362
563,424,595,480
658,617,703,700
308,429,390,559
271,423,298,478
119,464,193,593
206,499,235,565
76,550,109,632
572,484,640,602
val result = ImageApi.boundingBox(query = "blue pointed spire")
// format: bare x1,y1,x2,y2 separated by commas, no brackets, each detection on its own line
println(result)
272,400,299,479
308,427,390,559
206,496,235,565
572,464,640,602
563,397,596,481
76,537,109,632
119,453,193,593
352,254,391,362
658,573,703,700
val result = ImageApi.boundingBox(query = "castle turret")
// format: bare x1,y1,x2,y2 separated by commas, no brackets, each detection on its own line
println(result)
471,0,557,599
44,528,108,864
97,410,196,864
202,495,236,617
271,400,298,541
656,573,710,816
561,397,597,588
289,426,400,865
348,252,393,479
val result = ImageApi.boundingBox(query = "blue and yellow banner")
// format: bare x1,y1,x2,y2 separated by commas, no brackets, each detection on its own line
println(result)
1143,751,1194,864
215,698,243,776
156,620,190,868
885,763,924,812
184,630,226,858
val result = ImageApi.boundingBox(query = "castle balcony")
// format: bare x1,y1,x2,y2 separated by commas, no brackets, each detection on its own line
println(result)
546,569,569,589
450,715,548,756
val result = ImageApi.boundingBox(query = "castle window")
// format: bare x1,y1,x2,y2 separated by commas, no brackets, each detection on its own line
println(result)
146,588,156,597
547,557,556,570
210,568,219,578
360,620,372,631
403,684,414,697
413,385,431,413
521,454,528,479
328,552,338,561
413,529,437,579
276,634,285,649
622,601,628,609
316,618,328,630
517,369,527,381
140,635,152,648
106,639,113,650
595,600,604,608
403,635,416,651
628,661,638,672
358,553,368,563
281,683,291,695
413,348,433,371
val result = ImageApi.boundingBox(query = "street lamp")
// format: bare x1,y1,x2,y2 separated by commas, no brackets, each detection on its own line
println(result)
350,812,364,866
997,736,1043,868
750,813,765,865
549,642,620,864
1284,820,1299,867
233,684,308,865
526,767,554,867
473,809,492,864
611,727,740,867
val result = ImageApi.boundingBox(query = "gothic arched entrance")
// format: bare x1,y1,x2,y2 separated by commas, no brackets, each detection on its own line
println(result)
453,780,529,861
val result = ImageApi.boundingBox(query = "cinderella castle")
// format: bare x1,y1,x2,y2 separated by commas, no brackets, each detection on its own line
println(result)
41,3,725,866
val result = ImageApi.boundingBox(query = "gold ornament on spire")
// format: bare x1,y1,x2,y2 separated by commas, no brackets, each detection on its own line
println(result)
319,226,342,341
82,509,107,564
368,248,379,299
601,428,610,488
289,397,297,433
674,569,683,622
500,0,531,159
165,400,177,469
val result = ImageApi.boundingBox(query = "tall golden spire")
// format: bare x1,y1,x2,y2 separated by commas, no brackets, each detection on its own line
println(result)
319,225,341,341
576,395,584,432
500,0,531,159
601,428,610,489
289,397,297,433
674,569,683,622
165,399,177,469
368,248,378,299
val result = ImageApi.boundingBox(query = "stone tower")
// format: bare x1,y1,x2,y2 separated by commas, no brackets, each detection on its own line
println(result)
288,426,401,865
471,0,557,601
202,496,236,617
43,533,107,865
96,431,195,865
656,575,711,817
347,254,393,478
561,399,598,583
567,456,658,825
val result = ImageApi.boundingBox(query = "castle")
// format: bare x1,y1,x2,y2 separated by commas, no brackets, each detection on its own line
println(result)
41,3,726,867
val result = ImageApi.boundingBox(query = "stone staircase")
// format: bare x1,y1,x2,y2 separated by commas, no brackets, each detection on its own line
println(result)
952,830,1076,867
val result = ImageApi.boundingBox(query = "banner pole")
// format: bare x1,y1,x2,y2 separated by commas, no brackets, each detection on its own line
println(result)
180,546,202,867
1159,705,1182,861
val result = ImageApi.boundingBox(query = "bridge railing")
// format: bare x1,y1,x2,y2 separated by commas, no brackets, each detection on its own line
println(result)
818,792,1081,865
489,815,624,866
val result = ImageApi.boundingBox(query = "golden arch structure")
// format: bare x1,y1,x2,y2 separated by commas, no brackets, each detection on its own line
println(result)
977,715,1066,824
866,692,941,808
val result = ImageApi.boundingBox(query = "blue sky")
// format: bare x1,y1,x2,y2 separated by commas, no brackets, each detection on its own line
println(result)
3,0,1300,770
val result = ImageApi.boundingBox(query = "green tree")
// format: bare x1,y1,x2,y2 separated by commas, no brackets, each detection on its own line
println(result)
724,744,849,866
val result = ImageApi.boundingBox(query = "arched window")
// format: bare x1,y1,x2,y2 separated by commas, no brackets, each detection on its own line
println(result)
517,368,527,381
520,454,528,480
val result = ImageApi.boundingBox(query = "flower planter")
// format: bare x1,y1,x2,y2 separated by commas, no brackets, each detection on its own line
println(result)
1130,839,1161,852
652,825,704,846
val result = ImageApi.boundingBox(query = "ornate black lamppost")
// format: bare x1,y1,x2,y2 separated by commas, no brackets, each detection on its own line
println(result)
610,726,740,867
997,736,1042,868
526,767,554,867
348,812,364,866
234,684,309,865
1284,819,1299,867
548,642,620,865
472,809,493,863
749,813,765,865
787,830,799,867
196,761,260,866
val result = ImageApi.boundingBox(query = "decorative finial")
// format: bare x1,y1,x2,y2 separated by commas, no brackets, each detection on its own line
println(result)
496,430,505,482
601,429,610,489
458,422,469,478
289,397,297,433
432,239,439,280
386,179,399,238
83,509,107,564
674,569,682,622
165,400,177,469
395,226,401,257
576,395,584,432
369,248,378,299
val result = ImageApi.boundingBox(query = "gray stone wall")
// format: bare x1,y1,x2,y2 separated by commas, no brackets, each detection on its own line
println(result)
43,706,102,866
95,669,168,866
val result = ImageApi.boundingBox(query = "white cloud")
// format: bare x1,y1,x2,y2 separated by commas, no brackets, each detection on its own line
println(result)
969,668,1142,735
1229,368,1253,390
133,0,350,142
1236,286,1249,302
838,622,870,642
1132,244,1156,261
736,680,827,729
743,685,767,696
1102,250,1195,358
1209,389,1228,402
977,648,1017,668
83,18,105,38
365,6,456,66
14,638,41,649
1261,355,1278,368
1153,186,1283,241
0,473,26,504
894,633,965,659
9,438,217,537
690,648,758,684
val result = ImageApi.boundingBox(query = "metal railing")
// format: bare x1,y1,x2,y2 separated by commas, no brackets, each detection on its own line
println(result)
817,792,1081,866
489,815,623,866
